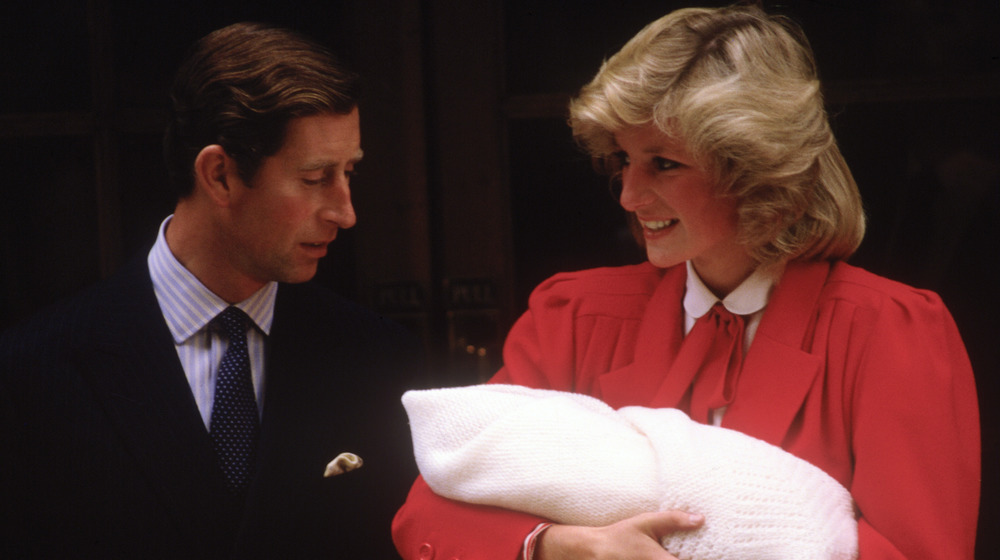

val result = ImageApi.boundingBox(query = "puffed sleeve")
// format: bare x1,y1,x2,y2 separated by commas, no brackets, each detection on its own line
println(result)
491,274,585,390
848,287,979,559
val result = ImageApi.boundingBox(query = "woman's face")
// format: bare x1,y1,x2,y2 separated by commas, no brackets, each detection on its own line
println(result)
614,123,755,296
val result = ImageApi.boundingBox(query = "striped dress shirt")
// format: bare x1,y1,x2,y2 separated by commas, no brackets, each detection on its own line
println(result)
147,216,277,429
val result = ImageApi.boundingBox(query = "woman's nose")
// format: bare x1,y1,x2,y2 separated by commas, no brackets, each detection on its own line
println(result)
618,166,651,211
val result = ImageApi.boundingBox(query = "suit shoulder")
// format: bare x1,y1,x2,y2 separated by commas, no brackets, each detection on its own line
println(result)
3,249,155,339
0,279,116,359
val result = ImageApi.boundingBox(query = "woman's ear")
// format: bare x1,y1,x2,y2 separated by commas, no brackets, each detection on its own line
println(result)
193,144,239,207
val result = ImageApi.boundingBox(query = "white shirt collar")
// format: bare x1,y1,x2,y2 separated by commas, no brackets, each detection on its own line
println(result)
683,260,781,319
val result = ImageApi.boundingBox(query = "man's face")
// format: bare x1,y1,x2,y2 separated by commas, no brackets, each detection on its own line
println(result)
224,109,361,287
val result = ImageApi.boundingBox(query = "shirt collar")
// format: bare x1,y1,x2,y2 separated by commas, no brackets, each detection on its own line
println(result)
683,260,781,319
148,215,277,344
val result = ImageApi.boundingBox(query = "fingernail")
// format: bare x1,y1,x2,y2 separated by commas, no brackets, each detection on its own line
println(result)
689,513,704,525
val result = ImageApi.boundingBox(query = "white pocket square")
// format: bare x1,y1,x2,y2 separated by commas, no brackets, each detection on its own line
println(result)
324,452,364,477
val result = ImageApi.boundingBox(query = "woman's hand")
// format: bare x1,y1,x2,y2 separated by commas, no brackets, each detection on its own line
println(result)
535,511,704,560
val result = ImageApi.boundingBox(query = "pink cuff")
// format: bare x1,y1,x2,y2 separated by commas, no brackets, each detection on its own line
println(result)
521,523,554,560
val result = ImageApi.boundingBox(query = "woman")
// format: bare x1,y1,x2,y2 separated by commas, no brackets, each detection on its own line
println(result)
392,6,980,559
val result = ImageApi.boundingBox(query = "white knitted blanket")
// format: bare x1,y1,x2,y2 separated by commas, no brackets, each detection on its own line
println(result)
403,384,857,560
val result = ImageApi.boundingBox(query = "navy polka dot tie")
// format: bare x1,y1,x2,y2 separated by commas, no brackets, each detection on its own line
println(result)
209,306,260,494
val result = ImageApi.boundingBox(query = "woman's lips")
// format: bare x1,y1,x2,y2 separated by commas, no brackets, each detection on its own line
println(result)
640,219,677,232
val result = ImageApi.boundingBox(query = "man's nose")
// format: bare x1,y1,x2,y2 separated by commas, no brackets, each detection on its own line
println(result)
321,176,357,228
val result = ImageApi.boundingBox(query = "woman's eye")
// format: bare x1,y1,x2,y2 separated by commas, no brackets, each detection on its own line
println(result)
654,157,680,171
613,151,630,167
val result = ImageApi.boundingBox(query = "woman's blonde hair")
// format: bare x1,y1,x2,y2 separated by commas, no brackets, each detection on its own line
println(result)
569,5,865,264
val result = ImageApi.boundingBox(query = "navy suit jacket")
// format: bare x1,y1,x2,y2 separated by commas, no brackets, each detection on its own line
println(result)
1,253,424,559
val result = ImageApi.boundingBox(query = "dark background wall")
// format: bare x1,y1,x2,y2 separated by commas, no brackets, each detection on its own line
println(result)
2,0,997,553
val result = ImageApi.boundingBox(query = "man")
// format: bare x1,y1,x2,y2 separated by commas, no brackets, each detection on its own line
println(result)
1,22,422,559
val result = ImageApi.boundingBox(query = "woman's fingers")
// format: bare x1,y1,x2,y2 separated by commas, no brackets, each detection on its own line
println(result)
535,510,704,560
635,510,705,540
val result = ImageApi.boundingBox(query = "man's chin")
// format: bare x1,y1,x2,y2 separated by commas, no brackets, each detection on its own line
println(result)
277,263,321,285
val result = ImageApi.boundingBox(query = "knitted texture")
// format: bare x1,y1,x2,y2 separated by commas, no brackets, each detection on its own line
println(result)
403,384,857,560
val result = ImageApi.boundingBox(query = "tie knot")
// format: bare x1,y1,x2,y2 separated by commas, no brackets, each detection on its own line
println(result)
215,306,250,341
709,302,740,323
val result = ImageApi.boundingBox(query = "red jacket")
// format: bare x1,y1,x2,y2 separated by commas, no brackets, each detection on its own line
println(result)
393,260,980,560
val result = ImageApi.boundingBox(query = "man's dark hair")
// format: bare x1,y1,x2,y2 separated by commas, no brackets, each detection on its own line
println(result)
163,22,361,198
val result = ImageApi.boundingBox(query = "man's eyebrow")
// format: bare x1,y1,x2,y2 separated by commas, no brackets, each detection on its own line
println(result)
298,150,364,172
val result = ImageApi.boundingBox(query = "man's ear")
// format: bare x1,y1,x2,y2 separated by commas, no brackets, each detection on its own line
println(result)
193,144,240,207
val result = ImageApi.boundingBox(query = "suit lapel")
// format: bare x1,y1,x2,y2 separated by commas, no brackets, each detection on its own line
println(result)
722,260,831,446
77,257,238,545
245,284,341,521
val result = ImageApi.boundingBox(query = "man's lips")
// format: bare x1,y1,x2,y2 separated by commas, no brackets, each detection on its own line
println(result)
302,233,337,248
301,241,332,256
